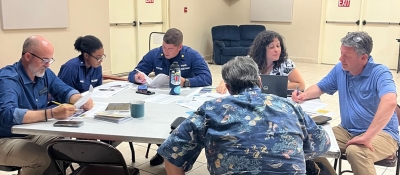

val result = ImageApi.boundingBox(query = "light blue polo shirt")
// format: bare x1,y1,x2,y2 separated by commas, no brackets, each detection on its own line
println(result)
317,56,399,141
58,55,102,93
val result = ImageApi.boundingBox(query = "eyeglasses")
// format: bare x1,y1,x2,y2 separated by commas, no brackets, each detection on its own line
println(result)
352,36,363,43
23,52,55,64
88,53,106,62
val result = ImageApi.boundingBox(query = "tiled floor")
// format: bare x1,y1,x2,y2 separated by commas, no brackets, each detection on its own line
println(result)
2,62,400,175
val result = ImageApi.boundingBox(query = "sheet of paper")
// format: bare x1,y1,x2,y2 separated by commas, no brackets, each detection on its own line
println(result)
92,81,133,98
74,85,93,109
145,73,169,88
178,100,205,110
298,99,328,114
144,94,183,104
322,124,340,153
66,102,109,121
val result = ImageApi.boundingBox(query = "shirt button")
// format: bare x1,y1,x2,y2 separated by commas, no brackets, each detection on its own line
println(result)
36,99,38,102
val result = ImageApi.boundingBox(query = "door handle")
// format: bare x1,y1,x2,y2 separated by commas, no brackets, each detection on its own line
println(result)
139,21,163,25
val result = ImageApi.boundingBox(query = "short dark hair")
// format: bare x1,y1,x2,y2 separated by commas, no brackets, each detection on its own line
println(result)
74,35,103,54
222,56,260,95
248,30,288,72
163,28,183,46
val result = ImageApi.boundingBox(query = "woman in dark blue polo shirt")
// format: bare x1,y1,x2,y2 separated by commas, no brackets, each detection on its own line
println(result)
58,35,105,93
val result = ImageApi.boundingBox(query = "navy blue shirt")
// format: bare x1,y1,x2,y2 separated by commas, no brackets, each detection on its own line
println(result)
0,61,79,138
58,55,102,93
128,46,212,87
158,87,330,174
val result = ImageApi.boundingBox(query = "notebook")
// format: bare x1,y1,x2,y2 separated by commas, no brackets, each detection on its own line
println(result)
94,111,132,124
259,75,288,98
105,103,130,112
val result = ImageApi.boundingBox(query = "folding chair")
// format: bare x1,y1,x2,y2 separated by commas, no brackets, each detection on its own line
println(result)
333,104,400,175
47,139,140,175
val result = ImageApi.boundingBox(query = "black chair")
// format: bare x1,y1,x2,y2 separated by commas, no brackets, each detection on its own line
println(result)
47,139,140,175
333,146,399,175
0,165,21,175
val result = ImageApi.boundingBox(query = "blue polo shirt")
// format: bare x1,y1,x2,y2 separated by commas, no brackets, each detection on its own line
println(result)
58,55,102,93
0,61,79,138
128,46,212,87
317,56,399,141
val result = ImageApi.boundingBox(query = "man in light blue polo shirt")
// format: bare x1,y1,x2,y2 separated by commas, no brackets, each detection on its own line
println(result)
0,35,93,175
292,31,398,175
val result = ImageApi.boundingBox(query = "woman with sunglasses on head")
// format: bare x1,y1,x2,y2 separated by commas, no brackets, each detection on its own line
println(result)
216,30,305,94
58,35,105,93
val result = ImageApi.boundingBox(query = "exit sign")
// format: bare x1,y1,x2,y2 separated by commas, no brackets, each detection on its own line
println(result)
146,0,154,3
338,0,350,7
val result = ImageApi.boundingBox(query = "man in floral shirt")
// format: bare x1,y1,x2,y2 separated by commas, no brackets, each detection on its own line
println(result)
158,56,330,175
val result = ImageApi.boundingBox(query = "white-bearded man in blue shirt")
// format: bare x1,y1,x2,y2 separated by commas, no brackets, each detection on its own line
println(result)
0,35,94,175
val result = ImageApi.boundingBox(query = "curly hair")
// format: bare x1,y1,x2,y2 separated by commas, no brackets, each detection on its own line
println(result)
248,30,288,72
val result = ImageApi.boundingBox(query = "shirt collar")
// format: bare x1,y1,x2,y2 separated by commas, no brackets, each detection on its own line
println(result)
359,56,374,77
157,47,186,61
16,60,43,84
79,55,87,67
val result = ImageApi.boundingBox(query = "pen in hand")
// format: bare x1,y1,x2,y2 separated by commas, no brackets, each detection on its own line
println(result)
296,86,300,96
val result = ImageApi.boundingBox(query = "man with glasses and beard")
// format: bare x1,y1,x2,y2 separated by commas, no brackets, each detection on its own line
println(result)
128,28,212,88
0,35,94,175
292,31,399,175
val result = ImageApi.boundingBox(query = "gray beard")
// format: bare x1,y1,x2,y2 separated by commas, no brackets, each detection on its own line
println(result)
28,64,45,77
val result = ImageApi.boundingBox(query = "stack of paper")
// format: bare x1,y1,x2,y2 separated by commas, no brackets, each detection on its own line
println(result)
94,111,132,123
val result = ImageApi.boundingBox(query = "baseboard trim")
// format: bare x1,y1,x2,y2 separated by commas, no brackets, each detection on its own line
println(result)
290,57,318,64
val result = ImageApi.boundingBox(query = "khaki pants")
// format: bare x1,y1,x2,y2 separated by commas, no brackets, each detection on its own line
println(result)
315,126,398,175
0,135,58,175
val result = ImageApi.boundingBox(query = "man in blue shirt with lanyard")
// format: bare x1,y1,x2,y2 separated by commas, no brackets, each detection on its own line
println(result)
292,31,399,175
128,28,212,87
0,35,94,175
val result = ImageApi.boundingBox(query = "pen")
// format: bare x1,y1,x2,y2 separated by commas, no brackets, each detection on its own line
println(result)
78,114,86,117
296,86,300,96
51,101,62,106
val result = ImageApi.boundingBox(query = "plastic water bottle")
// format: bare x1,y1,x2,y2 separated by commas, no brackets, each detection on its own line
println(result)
169,62,181,95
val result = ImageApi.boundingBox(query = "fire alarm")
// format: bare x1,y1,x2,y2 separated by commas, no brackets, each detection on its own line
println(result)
184,7,187,13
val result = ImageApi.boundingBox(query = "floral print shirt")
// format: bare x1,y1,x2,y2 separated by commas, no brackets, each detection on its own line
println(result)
158,87,331,175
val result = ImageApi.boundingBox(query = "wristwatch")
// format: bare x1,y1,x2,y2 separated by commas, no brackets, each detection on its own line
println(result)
183,79,190,87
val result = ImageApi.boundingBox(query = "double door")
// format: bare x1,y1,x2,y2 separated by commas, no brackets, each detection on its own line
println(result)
109,0,169,74
320,0,400,69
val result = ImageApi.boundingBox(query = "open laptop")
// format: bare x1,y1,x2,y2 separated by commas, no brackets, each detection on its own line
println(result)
259,75,288,98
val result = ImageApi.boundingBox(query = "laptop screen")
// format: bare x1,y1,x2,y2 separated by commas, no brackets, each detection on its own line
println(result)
259,75,288,98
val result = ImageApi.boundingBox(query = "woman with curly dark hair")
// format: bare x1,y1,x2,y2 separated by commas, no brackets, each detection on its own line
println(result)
216,30,305,94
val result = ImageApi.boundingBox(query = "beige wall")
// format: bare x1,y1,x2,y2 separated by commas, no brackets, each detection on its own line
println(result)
0,0,111,74
228,0,323,63
169,0,231,61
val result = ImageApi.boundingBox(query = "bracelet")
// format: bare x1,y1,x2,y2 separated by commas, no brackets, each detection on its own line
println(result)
44,109,48,122
50,108,54,119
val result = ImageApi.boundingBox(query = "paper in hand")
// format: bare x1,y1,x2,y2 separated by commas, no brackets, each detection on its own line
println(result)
74,85,93,109
145,73,169,87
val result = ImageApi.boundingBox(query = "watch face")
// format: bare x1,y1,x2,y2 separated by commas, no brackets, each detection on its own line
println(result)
184,80,190,87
